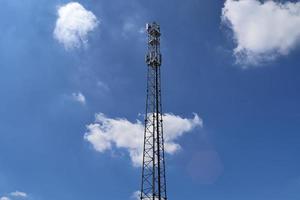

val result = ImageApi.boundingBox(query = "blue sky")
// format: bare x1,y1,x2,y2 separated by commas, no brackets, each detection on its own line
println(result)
1,0,300,200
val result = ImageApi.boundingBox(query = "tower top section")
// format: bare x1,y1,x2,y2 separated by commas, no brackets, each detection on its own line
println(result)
145,22,162,67
146,22,161,37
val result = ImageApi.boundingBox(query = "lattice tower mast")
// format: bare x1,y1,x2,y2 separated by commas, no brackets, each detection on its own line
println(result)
140,22,167,200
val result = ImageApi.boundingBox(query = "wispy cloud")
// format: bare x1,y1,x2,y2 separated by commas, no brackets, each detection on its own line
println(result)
131,191,140,200
84,113,202,166
10,191,27,198
96,81,109,91
54,2,99,50
72,92,86,105
222,0,300,66
121,16,145,39
0,191,28,200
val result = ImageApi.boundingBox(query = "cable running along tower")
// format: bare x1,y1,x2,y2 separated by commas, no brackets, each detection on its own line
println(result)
140,22,167,200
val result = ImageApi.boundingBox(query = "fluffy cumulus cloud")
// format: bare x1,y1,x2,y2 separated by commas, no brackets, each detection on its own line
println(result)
72,92,86,105
0,197,10,200
54,2,99,49
84,113,202,166
222,0,300,65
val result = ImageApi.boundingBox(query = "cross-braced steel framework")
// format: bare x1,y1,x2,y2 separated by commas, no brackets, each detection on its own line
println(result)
140,22,167,200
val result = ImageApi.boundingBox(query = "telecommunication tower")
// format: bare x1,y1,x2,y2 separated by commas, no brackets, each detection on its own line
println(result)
140,22,167,200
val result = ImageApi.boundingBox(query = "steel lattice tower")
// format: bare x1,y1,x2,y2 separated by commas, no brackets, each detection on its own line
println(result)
140,22,167,200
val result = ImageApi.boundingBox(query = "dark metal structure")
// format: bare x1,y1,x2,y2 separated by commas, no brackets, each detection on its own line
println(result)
140,22,167,200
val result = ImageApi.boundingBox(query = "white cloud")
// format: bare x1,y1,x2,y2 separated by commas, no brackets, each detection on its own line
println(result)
222,0,300,65
54,2,99,50
84,113,202,166
0,197,10,200
10,191,27,198
72,92,86,105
